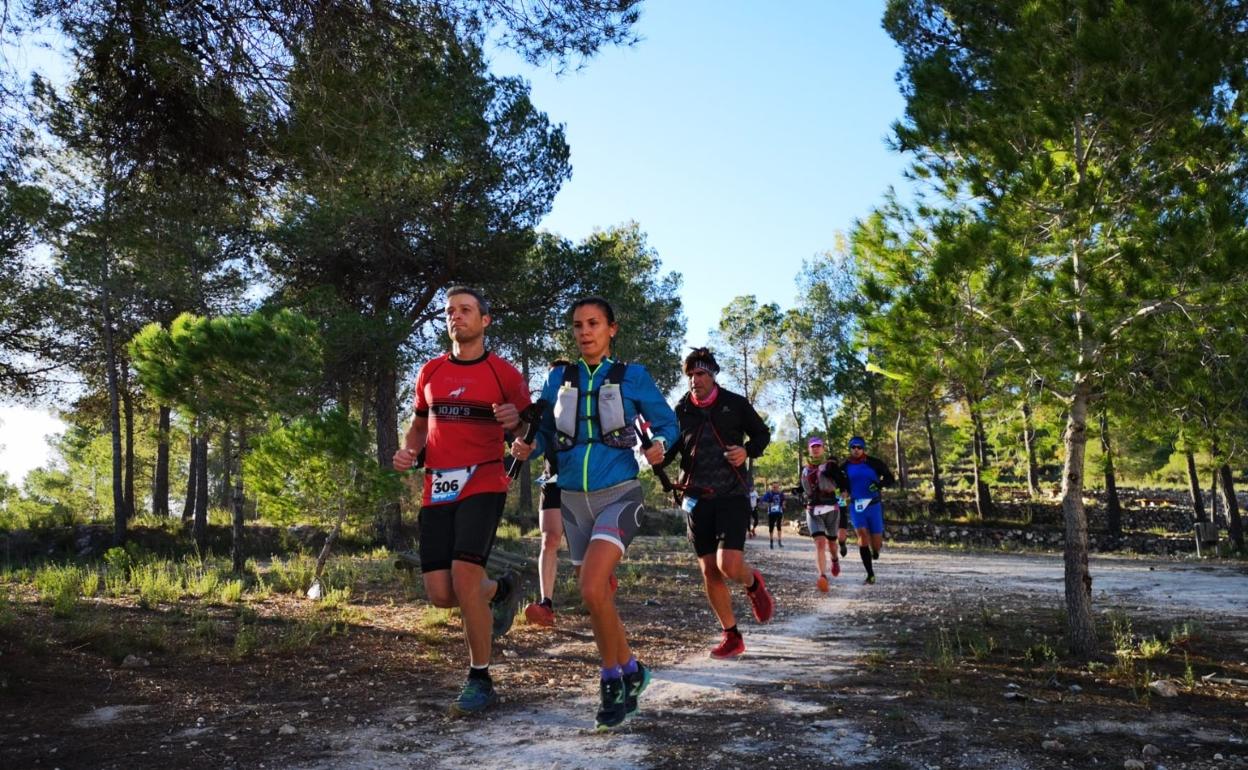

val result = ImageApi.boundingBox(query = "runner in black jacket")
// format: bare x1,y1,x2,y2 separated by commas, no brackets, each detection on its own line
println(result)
660,347,775,659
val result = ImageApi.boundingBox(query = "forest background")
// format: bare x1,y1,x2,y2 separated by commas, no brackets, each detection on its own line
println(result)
1,0,1246,655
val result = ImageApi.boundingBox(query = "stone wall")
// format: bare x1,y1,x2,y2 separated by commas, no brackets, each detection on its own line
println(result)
887,522,1199,556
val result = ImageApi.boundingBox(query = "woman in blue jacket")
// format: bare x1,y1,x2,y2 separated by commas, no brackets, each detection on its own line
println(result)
511,296,677,731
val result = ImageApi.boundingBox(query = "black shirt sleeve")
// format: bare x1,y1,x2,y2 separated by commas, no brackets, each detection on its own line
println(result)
867,457,896,488
740,396,771,459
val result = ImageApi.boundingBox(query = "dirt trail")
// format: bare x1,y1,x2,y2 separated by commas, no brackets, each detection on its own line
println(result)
297,541,1248,769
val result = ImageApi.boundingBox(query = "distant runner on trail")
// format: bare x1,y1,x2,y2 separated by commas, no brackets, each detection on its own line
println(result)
839,436,895,585
661,347,775,660
392,286,531,717
524,359,573,629
800,437,850,592
510,296,678,732
758,480,787,549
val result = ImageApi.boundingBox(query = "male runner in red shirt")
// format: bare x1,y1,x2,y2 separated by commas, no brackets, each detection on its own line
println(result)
393,286,531,716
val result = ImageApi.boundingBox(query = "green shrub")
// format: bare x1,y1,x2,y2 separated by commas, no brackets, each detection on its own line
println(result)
132,562,183,608
34,564,84,609
218,579,245,604
267,554,316,594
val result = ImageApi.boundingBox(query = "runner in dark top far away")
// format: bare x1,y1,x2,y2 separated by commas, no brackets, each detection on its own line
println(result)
524,359,572,628
510,296,679,732
839,436,896,585
660,347,775,660
748,483,760,538
758,480,787,550
800,437,850,593
392,286,531,717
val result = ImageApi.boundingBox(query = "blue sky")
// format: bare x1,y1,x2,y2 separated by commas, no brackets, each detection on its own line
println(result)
0,2,911,483
492,1,910,345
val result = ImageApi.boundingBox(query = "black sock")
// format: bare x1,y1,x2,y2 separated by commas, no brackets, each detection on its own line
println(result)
491,575,512,606
468,665,491,682
540,597,553,609
746,575,758,592
860,546,874,577
723,624,740,637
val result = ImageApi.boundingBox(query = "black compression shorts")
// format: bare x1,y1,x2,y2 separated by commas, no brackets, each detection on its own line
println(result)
686,495,750,557
539,480,561,511
417,492,506,573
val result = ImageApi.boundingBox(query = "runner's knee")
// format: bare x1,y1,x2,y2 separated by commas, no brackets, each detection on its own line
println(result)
450,562,486,603
540,529,562,551
580,575,614,607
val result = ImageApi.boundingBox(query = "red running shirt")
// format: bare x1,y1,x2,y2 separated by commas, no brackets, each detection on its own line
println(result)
413,351,531,505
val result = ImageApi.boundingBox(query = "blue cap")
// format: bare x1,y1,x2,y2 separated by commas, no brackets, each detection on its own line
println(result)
848,436,866,449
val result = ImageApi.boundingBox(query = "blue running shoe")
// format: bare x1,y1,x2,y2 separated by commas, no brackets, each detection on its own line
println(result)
594,677,627,731
449,677,497,716
624,662,651,717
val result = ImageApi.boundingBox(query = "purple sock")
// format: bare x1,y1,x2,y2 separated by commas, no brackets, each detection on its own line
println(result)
621,657,638,675
600,665,622,681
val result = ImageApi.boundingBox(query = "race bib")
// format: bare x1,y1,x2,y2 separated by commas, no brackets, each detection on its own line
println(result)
430,466,476,503
769,503,782,513
854,497,871,513
681,495,699,514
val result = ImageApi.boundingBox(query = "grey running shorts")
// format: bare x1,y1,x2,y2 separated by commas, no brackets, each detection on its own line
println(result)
560,479,645,564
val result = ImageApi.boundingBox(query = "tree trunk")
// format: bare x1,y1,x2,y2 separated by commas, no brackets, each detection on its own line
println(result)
1022,399,1040,498
893,409,908,490
1210,466,1220,523
867,371,880,447
1185,451,1207,523
231,428,247,573
194,433,210,553
121,365,135,523
219,428,233,509
923,401,946,514
1060,377,1097,656
153,405,170,517
314,480,356,585
101,253,126,546
1099,411,1121,537
1219,462,1243,552
965,395,995,518
374,361,402,547
183,433,198,523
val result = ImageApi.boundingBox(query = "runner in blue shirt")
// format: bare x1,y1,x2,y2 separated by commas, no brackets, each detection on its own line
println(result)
838,436,895,584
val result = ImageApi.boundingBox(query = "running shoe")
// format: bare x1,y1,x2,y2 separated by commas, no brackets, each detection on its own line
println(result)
710,631,746,659
831,559,841,578
816,574,829,593
624,662,651,717
448,676,497,716
524,600,555,627
872,549,880,560
746,569,774,624
491,571,522,639
864,574,876,585
839,541,848,557
778,541,784,548
595,677,627,731
769,542,774,550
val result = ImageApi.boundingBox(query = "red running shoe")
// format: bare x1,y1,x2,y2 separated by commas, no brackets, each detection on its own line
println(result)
710,631,745,659
524,601,555,627
831,559,841,578
746,569,774,624
816,574,829,593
